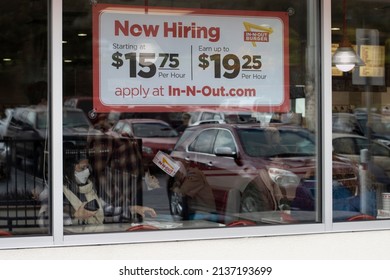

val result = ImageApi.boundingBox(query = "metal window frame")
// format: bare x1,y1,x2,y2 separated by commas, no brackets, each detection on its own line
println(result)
61,0,327,246
2,0,390,250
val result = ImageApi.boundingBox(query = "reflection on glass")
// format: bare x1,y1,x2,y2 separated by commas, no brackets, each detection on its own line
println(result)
60,0,323,233
0,0,49,236
332,0,390,222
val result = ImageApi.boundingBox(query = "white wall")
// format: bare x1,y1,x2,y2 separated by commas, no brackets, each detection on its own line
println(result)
1,230,390,259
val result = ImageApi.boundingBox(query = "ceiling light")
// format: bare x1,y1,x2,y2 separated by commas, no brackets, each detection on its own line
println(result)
332,0,365,72
332,44,365,72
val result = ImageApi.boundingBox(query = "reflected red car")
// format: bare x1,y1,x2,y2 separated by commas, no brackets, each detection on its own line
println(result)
168,123,359,220
106,118,179,169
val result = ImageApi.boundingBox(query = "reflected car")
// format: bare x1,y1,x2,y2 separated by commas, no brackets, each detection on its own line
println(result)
354,112,390,147
3,105,103,176
64,97,186,129
64,96,121,128
188,110,258,127
333,133,390,188
332,113,364,135
168,123,359,219
106,118,179,168
126,112,185,130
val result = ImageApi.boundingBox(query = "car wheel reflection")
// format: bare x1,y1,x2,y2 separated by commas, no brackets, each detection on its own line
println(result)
240,185,262,212
168,190,188,220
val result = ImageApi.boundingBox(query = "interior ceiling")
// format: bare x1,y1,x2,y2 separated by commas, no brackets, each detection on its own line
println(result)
1,1,389,70
332,1,390,42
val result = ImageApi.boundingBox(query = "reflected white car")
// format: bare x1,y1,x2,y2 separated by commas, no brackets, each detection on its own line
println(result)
188,110,257,127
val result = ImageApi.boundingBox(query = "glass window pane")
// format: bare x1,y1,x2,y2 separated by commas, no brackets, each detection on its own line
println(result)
332,0,390,221
189,129,217,153
333,137,357,155
0,1,50,235
214,130,236,153
62,0,321,234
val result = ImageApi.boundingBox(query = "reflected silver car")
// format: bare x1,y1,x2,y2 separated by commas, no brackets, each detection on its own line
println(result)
333,133,390,188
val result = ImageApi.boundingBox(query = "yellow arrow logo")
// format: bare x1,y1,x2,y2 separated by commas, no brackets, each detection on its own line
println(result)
162,156,174,170
243,21,273,47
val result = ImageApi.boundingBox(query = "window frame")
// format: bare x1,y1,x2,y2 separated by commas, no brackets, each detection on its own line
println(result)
2,0,390,250
61,0,328,245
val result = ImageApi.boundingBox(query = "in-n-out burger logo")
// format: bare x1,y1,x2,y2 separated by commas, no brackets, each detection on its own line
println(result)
244,31,269,42
152,151,180,177
243,21,273,47
114,20,221,42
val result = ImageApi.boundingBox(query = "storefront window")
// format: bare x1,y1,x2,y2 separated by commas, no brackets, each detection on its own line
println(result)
332,0,390,221
1,0,338,239
0,1,50,236
59,0,325,234
1,0,389,248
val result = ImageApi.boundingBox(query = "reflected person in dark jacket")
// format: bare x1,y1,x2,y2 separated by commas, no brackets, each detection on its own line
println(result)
171,161,216,219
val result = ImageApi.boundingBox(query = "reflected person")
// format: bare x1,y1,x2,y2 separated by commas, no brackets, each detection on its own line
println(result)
63,157,156,225
176,113,191,134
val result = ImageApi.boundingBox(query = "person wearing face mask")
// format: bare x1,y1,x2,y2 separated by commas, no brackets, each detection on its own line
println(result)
63,157,105,225
63,157,157,225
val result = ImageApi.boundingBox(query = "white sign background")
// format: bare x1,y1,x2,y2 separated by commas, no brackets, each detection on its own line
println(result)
93,5,289,112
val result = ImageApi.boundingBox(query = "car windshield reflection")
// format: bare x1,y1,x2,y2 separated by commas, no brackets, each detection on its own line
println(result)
37,111,92,129
132,123,178,138
238,128,316,157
